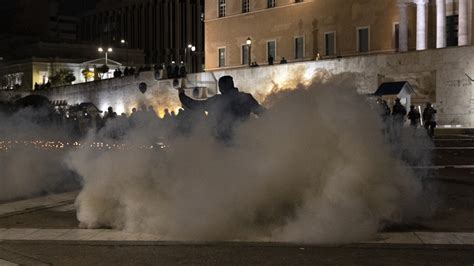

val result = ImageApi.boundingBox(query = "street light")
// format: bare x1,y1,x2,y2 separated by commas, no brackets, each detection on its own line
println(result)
98,47,113,65
185,43,195,73
120,39,129,66
246,37,252,66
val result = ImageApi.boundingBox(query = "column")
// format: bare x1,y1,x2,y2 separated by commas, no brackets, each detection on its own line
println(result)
149,1,154,60
175,0,181,61
436,0,446,48
416,0,428,50
196,0,203,71
156,1,163,63
398,0,408,52
458,0,469,46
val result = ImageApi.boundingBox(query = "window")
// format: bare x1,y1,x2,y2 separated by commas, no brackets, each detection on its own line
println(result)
218,0,226,17
267,40,276,61
267,0,276,8
324,32,336,56
357,27,370,53
294,36,305,59
447,15,458,47
242,45,250,65
242,0,250,13
394,23,399,50
218,47,226,67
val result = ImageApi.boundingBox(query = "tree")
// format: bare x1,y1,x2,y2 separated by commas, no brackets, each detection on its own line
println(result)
82,69,94,82
97,65,110,80
49,69,76,87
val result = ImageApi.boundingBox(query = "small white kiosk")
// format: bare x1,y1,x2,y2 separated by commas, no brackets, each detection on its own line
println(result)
374,81,415,108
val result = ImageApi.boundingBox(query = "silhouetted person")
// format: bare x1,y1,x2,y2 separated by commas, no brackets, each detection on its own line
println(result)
174,64,180,78
130,107,137,117
163,108,171,121
166,64,174,78
148,105,157,118
407,105,421,128
179,75,264,141
268,55,274,65
391,98,407,139
392,98,407,121
34,82,40,91
124,67,130,76
377,98,391,122
179,64,187,77
105,107,117,120
113,69,120,78
280,57,287,64
423,103,437,138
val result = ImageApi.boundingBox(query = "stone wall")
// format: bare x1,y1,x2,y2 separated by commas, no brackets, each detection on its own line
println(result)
208,45,474,127
2,45,474,126
0,71,218,117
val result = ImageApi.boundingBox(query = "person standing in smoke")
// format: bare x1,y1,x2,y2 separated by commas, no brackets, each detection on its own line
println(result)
407,105,421,135
178,75,264,141
376,98,391,136
391,98,407,139
407,105,421,127
423,102,437,138
377,98,391,122
104,107,117,121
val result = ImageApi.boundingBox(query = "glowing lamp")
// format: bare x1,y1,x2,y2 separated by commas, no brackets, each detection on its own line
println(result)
246,37,252,45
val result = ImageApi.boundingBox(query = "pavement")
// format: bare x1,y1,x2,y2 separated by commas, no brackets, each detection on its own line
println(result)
0,134,474,265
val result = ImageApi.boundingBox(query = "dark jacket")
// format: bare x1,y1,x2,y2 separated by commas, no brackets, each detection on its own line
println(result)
179,88,263,140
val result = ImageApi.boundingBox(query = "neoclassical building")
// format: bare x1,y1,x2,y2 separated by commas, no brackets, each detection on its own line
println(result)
204,0,474,70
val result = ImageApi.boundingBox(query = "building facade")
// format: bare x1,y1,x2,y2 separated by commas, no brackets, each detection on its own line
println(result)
79,0,205,72
204,0,474,70
0,42,145,91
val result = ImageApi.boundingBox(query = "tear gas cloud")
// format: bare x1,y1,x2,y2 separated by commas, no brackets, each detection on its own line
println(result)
0,108,79,202
69,74,434,243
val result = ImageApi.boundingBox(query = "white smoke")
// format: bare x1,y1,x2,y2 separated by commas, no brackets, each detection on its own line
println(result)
0,108,78,203
68,74,432,243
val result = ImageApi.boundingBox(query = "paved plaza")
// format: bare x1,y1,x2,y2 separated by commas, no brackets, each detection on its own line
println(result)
0,134,473,265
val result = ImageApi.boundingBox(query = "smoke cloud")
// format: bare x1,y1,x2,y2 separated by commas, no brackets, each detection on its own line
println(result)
0,108,79,203
68,74,434,243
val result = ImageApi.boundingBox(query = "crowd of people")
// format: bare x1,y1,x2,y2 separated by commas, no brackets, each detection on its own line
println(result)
44,75,263,141
3,75,442,143
110,62,189,80
378,98,438,138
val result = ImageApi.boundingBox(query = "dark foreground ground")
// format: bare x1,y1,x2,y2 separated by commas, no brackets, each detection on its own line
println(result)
0,134,473,265
0,241,473,265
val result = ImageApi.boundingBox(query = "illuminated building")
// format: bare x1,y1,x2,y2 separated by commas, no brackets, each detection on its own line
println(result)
204,0,474,70
0,0,145,91
0,42,145,91
79,0,205,72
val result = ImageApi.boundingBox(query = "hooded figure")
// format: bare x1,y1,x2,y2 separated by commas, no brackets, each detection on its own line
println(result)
179,75,264,141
